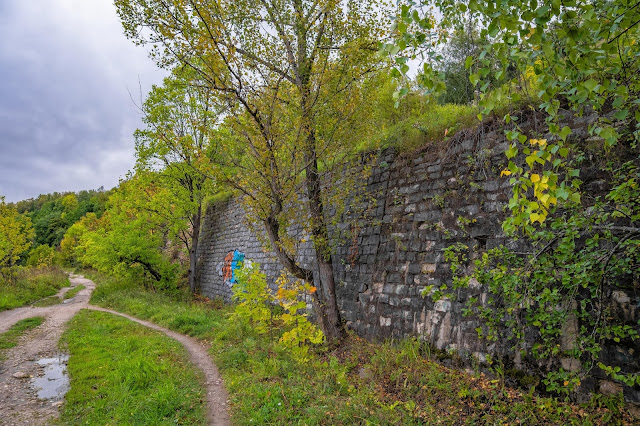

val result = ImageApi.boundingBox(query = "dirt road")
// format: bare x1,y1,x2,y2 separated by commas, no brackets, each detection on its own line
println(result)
0,274,94,425
0,274,229,426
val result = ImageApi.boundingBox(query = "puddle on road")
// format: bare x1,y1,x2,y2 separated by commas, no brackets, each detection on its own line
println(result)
31,355,70,400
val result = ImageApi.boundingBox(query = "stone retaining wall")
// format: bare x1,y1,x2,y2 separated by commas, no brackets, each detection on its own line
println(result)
196,113,639,405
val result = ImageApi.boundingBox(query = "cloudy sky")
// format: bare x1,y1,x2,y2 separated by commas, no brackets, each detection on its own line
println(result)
0,0,166,202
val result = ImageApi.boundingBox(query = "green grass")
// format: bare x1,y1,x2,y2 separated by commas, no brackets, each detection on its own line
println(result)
89,272,223,338
59,309,207,425
0,267,69,311
86,272,632,424
0,316,45,360
358,102,480,153
32,295,61,307
211,320,630,424
63,284,85,300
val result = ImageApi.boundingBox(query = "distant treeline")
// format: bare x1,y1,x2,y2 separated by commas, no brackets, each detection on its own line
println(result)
11,188,110,248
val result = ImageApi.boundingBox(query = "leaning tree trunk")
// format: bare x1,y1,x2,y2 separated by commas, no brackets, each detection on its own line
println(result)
301,83,345,344
188,204,202,294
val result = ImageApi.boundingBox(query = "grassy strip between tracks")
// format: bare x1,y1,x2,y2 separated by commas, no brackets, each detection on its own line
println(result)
63,284,85,300
87,271,633,425
32,295,62,307
0,316,45,361
58,309,206,425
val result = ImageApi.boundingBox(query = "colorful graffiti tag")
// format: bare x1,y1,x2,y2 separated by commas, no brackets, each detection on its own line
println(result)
217,249,245,287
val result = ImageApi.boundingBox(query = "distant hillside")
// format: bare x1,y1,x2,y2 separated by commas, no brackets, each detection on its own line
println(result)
11,188,111,247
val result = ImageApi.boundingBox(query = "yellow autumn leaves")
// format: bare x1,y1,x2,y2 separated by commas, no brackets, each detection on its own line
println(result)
500,138,565,224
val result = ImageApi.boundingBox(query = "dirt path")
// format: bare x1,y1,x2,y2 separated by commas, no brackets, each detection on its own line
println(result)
0,273,94,425
0,274,230,426
90,306,230,426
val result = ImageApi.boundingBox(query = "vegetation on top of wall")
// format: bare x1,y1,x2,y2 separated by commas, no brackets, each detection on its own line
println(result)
351,64,537,155
364,101,479,152
203,190,235,210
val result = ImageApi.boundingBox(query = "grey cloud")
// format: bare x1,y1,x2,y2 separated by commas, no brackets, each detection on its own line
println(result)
0,0,165,202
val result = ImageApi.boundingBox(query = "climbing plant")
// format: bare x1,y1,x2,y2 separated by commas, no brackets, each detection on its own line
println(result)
388,0,640,393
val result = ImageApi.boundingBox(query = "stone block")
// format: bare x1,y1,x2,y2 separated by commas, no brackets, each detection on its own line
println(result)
613,291,631,304
560,358,581,372
434,299,451,312
599,380,623,396
408,263,421,274
421,263,437,274
399,184,420,195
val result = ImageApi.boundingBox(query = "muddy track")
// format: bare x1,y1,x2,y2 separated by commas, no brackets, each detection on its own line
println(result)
0,274,95,425
0,274,229,426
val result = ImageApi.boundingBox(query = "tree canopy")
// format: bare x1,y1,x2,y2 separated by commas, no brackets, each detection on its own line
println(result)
76,179,179,289
115,0,389,341
0,196,34,270
134,69,219,293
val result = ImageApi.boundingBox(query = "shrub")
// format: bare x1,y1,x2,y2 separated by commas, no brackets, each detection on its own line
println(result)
26,245,55,268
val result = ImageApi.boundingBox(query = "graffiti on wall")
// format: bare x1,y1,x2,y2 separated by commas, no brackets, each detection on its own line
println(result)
217,249,245,287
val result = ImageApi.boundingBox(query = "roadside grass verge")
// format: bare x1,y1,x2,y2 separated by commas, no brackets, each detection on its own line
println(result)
59,309,206,425
88,273,632,424
88,271,223,338
0,267,69,311
214,319,630,424
0,316,45,360
63,284,85,300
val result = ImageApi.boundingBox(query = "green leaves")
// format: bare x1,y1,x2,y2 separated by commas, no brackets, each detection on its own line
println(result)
558,126,572,141
75,178,180,291
583,78,598,93
384,0,640,394
233,264,324,362
0,197,34,269
464,55,473,70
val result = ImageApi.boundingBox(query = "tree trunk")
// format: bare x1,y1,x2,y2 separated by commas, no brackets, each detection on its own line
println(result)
300,82,345,344
131,256,163,282
312,257,344,345
188,203,202,294
262,206,344,344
